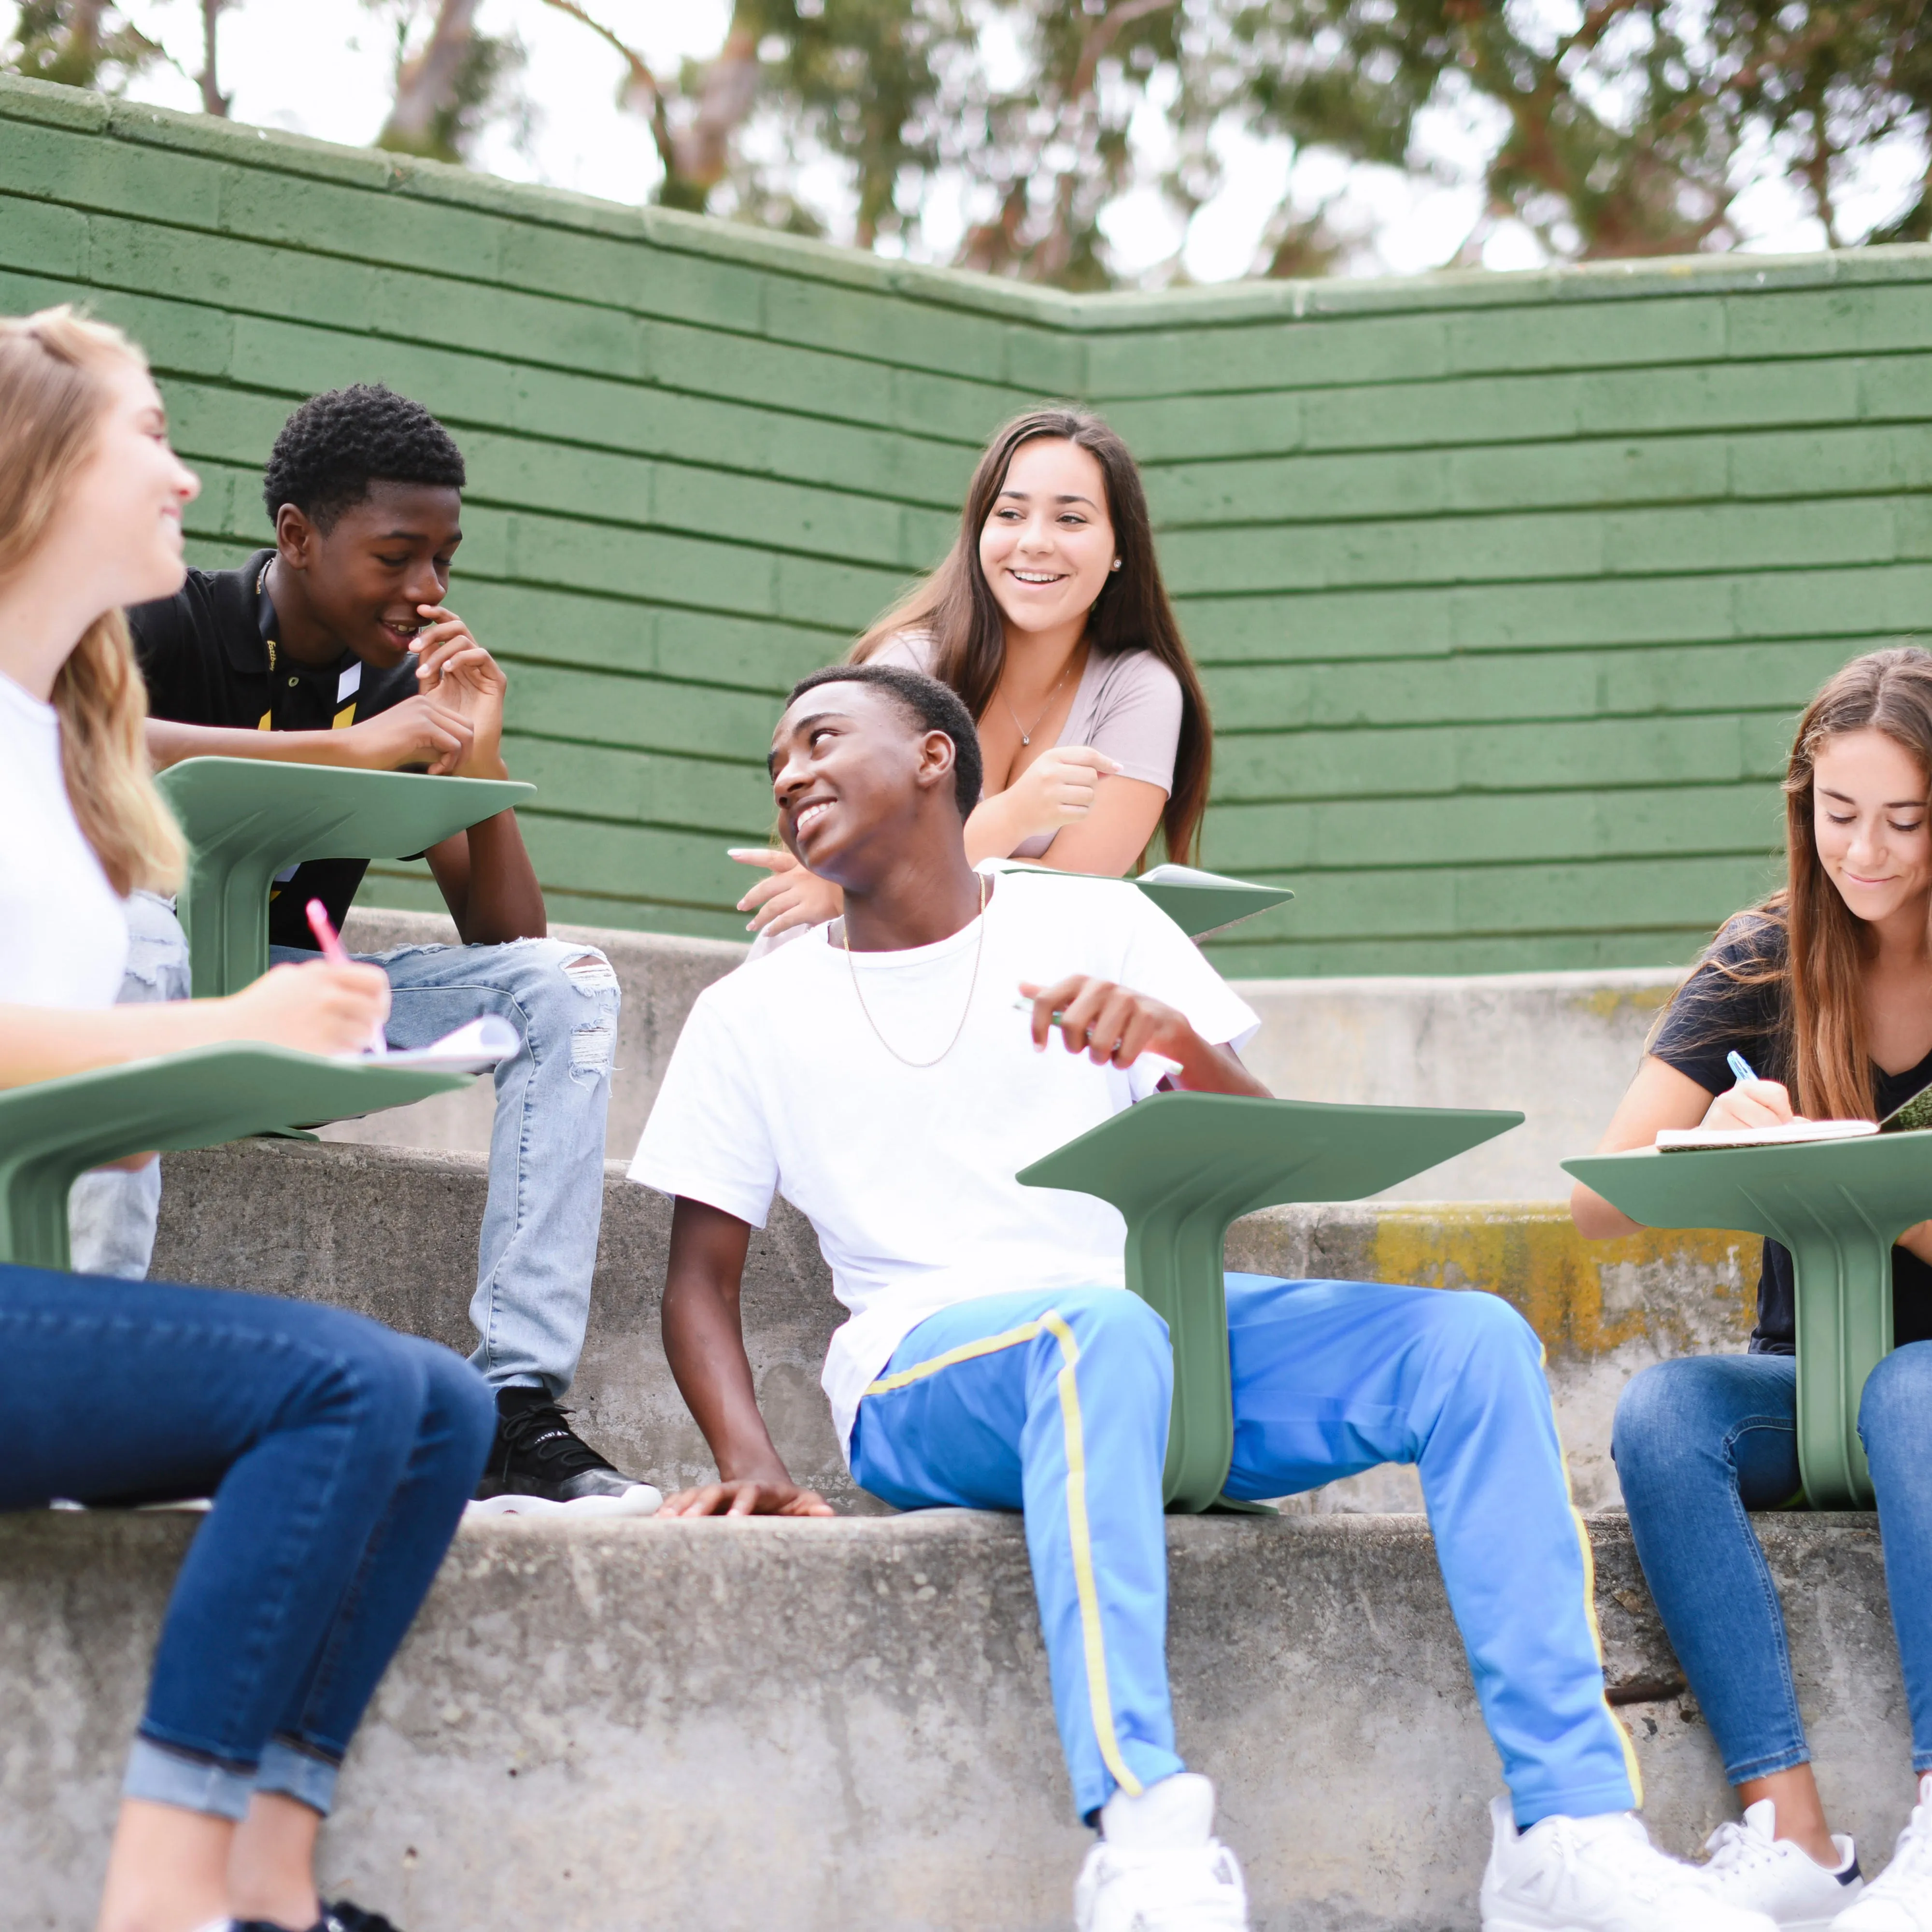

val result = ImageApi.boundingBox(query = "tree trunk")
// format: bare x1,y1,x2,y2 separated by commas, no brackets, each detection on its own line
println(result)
668,26,759,192
381,0,481,149
198,0,229,116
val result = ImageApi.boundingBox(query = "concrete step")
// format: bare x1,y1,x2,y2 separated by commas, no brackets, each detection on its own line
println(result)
3,1508,1904,1932
331,907,1683,1201
152,1139,1760,1514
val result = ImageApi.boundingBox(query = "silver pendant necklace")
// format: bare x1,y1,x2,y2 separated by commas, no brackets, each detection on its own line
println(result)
1001,648,1082,747
842,872,988,1068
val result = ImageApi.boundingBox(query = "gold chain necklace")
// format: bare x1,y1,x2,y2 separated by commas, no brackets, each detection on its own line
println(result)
841,872,987,1068
1000,647,1082,747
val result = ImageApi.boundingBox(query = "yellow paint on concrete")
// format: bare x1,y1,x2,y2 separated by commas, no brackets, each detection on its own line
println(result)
1574,983,1678,1022
1369,1204,1755,1361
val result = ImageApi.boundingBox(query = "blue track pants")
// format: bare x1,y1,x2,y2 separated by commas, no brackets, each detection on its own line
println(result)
849,1275,1640,1825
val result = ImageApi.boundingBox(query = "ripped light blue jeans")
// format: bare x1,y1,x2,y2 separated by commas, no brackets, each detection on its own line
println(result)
273,936,620,1397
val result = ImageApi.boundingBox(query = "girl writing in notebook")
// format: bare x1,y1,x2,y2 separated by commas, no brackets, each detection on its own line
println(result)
730,407,1213,938
0,306,492,1932
1571,647,1932,1931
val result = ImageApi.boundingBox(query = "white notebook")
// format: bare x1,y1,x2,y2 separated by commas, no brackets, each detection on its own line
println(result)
337,1014,519,1073
1655,1119,1878,1152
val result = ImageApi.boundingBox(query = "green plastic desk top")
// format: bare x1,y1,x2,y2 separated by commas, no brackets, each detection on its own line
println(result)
1564,1133,1932,1507
993,862,1293,940
1563,1132,1932,1238
156,758,533,998
1131,873,1295,940
1022,1093,1523,1510
0,1044,471,1272
1022,1092,1522,1217
156,757,532,863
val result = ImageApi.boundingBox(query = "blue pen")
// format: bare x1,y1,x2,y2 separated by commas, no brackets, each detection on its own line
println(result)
1727,1050,1760,1086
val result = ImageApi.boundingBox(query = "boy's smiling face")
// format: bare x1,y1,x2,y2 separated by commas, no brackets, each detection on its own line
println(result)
276,479,462,668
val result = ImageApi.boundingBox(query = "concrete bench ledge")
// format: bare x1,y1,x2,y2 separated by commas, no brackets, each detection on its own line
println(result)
1,1508,1905,1932
153,1138,1761,1512
332,908,1683,1201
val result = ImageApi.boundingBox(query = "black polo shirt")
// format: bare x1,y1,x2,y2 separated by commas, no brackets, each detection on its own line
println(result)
129,549,424,949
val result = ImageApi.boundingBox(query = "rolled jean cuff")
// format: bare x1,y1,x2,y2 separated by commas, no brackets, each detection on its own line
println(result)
253,1735,341,1816
1721,1742,1812,1786
124,1735,257,1821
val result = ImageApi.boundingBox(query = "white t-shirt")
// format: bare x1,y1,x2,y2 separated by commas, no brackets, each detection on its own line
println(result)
0,671,127,1007
629,866,1259,1457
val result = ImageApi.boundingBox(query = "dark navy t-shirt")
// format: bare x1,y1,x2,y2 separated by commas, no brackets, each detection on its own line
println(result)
1650,917,1932,1351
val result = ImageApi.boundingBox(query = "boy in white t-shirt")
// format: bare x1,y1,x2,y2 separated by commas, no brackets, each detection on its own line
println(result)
630,665,1773,1932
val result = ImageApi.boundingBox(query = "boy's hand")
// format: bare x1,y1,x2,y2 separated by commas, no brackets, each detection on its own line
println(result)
410,604,507,778
1019,974,1198,1068
342,693,477,775
657,1477,835,1518
1017,975,1272,1097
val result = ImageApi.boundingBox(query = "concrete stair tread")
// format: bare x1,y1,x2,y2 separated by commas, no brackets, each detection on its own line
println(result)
153,1135,1761,1514
2,1505,1904,1931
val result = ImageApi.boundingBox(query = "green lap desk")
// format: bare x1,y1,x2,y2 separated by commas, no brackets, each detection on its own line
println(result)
1563,1134,1932,1509
156,759,534,998
996,863,1294,941
1131,875,1294,940
0,1045,471,1272
1019,1094,1524,1513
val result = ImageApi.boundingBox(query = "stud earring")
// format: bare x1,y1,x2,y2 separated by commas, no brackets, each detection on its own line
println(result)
1109,557,1122,571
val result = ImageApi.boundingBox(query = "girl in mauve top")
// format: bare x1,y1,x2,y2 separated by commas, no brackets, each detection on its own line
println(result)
1572,647,1932,1931
732,407,1212,938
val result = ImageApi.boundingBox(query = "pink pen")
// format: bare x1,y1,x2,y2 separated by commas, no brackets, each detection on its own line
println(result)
305,898,387,1054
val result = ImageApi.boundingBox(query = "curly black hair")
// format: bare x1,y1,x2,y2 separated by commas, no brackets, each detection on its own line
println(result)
261,383,466,531
786,663,983,819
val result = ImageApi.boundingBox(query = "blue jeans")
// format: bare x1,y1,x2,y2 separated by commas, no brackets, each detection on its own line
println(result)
67,891,195,1279
273,937,621,1395
0,1264,493,1817
1613,1345,1932,1781
852,1277,1639,1825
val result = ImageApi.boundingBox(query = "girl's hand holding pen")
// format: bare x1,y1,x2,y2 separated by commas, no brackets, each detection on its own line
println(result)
1702,1048,1802,1132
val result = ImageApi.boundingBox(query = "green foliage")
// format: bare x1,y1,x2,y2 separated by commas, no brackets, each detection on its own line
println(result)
1193,0,1932,267
578,0,1932,286
709,0,1187,287
3,0,162,93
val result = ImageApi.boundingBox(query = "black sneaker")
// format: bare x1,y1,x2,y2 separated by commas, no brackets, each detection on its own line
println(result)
467,1387,662,1519
326,1903,405,1932
231,1905,401,1932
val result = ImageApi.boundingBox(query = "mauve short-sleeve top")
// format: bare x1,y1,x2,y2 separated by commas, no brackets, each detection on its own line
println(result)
873,633,1184,858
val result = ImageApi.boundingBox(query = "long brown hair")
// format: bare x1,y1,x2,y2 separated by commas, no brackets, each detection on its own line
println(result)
0,307,184,896
852,406,1211,864
1682,647,1932,1119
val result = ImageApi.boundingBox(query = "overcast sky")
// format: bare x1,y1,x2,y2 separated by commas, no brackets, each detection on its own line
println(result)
6,0,1924,284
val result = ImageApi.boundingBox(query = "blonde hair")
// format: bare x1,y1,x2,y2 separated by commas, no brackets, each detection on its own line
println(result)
0,306,185,895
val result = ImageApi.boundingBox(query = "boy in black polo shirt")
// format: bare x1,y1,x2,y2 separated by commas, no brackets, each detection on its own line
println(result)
131,384,659,1518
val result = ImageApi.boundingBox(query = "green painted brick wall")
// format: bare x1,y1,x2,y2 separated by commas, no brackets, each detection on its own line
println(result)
4,71,1929,975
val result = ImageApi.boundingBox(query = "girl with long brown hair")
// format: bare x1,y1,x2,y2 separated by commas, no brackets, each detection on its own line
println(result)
1573,647,1932,1928
0,307,493,1932
732,406,1213,938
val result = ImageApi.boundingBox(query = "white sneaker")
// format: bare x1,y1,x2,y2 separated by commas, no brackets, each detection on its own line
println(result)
1835,1776,1932,1930
1074,1773,1249,1931
1701,1799,1861,1928
1481,1798,1781,1932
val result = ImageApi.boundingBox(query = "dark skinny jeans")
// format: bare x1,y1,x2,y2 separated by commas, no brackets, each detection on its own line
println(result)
0,1264,494,1818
